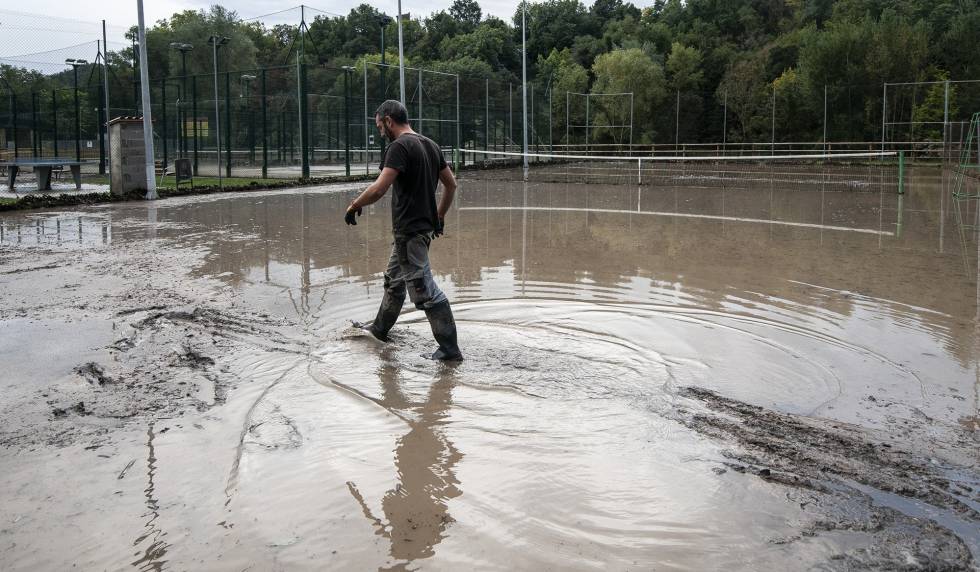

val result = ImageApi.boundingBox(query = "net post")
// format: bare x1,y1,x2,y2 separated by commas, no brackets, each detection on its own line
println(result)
637,157,642,185
898,150,905,195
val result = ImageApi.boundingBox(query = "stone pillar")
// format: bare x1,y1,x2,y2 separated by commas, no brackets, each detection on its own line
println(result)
109,117,149,196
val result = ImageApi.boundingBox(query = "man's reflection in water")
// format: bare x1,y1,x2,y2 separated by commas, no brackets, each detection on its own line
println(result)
349,348,462,568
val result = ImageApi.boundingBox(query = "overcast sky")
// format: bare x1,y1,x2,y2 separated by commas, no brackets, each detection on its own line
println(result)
8,0,544,35
1,0,561,68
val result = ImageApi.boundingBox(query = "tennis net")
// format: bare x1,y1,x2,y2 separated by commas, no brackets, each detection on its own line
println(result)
459,149,902,192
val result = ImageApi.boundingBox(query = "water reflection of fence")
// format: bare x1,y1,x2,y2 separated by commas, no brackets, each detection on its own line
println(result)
0,214,111,247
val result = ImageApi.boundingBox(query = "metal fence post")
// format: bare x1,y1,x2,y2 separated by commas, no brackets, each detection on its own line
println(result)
344,68,351,177
31,92,38,158
225,71,231,178
823,84,828,154
418,68,423,134
261,69,268,179
455,73,460,171
722,90,727,149
943,80,950,163
585,93,590,153
52,89,59,158
675,90,680,150
770,85,775,155
98,82,106,173
880,83,887,153
192,75,199,175
485,78,489,160
161,79,168,169
364,59,369,174
300,62,310,179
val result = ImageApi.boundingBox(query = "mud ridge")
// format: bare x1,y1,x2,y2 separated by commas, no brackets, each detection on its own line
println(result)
678,386,979,569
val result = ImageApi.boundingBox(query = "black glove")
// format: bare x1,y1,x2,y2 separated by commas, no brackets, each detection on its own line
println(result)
433,217,445,238
345,207,362,226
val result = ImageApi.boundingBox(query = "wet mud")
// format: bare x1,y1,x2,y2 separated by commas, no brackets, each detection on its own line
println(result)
1,172,979,570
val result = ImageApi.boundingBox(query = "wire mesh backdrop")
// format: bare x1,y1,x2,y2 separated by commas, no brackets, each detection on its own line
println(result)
0,4,975,187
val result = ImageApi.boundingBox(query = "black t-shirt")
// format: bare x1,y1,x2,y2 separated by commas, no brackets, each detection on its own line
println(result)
382,132,447,236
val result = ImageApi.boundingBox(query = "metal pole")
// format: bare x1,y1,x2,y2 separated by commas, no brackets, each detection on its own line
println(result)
192,75,198,175
296,52,303,177
629,92,634,152
211,40,222,188
180,51,188,157
823,84,828,154
455,73,461,172
131,35,138,115
261,69,268,178
880,83,887,153
549,81,553,154
522,0,528,178
485,78,489,160
52,89,58,158
509,82,513,149
397,0,406,104
380,24,386,98
722,90,727,148
137,0,157,199
102,21,111,173
73,65,81,163
565,91,569,151
98,81,106,174
943,80,950,164
674,89,681,152
585,93,590,153
225,72,231,178
364,59,370,174
31,92,38,158
345,68,351,176
161,79,167,169
300,61,309,178
771,85,775,154
418,68,423,134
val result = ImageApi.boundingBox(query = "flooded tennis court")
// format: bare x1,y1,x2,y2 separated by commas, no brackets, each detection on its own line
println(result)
1,167,978,570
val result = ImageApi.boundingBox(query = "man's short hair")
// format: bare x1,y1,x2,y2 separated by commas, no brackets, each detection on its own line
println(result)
375,100,409,125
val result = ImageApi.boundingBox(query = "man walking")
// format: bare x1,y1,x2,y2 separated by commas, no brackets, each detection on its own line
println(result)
345,100,462,361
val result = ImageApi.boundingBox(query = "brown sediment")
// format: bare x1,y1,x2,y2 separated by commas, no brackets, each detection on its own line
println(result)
1,170,979,569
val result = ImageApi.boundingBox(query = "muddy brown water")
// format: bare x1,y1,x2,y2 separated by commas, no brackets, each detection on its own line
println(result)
1,168,978,570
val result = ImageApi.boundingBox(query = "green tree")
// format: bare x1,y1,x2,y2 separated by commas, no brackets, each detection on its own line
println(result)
717,51,770,142
449,0,483,31
591,48,667,143
666,42,703,92
537,48,589,143
517,0,592,63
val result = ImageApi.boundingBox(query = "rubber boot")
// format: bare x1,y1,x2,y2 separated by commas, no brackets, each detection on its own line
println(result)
423,300,463,361
353,292,404,342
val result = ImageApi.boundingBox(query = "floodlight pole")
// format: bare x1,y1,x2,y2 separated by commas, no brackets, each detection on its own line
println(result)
397,0,406,105
521,0,528,179
170,43,194,158
102,21,111,174
136,0,157,199
208,35,229,189
65,59,85,164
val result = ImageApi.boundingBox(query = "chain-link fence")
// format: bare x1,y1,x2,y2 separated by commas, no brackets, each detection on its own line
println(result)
4,5,980,190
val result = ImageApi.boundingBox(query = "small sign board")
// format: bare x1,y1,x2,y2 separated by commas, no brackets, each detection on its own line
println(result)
174,158,193,189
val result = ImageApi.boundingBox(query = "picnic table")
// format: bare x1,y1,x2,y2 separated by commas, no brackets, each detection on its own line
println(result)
1,159,84,192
